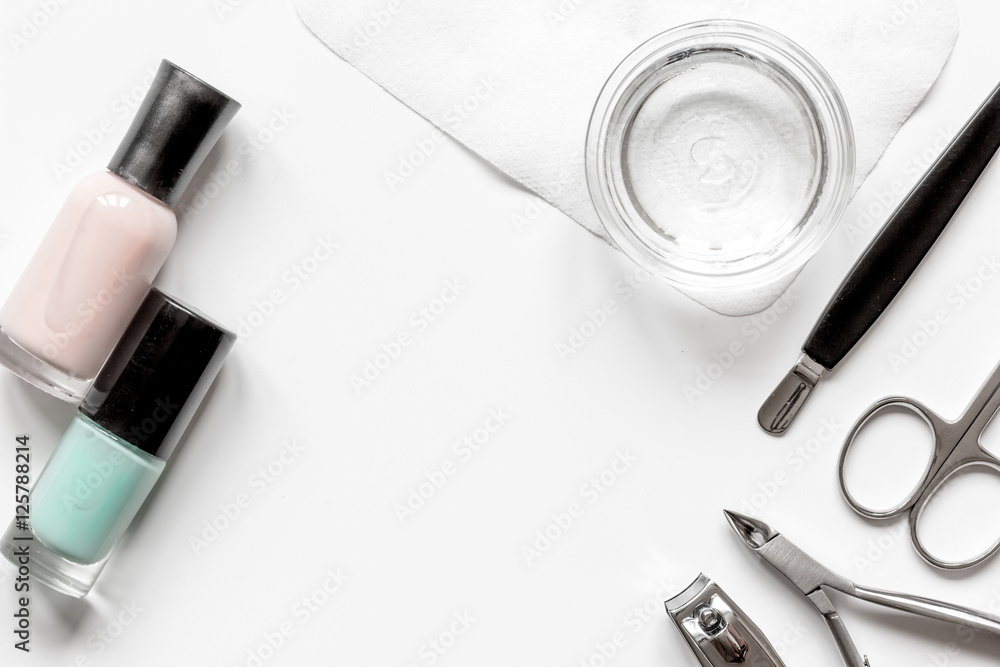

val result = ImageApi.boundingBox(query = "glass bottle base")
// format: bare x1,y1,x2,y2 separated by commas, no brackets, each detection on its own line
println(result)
0,520,108,598
0,326,90,402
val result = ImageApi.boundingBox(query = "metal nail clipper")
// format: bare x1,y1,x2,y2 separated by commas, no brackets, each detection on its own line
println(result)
724,510,1000,666
666,573,786,666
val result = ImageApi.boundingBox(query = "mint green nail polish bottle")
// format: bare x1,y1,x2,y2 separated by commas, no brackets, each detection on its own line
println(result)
0,289,235,597
26,417,166,565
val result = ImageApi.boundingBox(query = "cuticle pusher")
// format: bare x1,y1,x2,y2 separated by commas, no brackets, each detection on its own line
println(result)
758,80,1000,435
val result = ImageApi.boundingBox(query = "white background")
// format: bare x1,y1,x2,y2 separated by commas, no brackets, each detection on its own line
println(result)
1,1,1000,666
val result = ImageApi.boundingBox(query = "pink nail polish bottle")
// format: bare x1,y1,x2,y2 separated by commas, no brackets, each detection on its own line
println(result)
0,60,240,401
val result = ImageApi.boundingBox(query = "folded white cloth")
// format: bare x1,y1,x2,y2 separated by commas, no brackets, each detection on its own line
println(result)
296,0,958,313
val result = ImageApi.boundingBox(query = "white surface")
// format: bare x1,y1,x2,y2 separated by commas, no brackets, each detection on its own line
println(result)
0,1,999,665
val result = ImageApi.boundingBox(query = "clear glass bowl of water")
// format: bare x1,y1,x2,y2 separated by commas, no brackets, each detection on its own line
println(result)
586,20,855,314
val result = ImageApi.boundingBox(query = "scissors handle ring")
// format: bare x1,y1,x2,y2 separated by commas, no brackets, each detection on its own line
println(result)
909,458,1000,570
839,396,946,520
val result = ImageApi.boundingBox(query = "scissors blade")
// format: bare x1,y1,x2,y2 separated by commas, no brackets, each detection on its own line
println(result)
723,510,855,597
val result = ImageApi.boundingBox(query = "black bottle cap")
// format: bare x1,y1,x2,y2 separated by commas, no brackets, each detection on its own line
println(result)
79,289,236,460
107,60,241,207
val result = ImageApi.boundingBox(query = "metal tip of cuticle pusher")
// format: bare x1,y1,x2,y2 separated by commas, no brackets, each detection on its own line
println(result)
757,353,826,436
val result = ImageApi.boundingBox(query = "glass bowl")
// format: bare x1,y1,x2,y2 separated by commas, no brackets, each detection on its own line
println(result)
586,20,855,313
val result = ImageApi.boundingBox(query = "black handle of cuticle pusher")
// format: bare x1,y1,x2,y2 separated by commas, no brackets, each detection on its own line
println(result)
804,81,1000,371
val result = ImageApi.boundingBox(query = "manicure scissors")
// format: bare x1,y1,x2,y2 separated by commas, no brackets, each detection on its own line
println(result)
838,359,1000,569
725,510,1000,667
